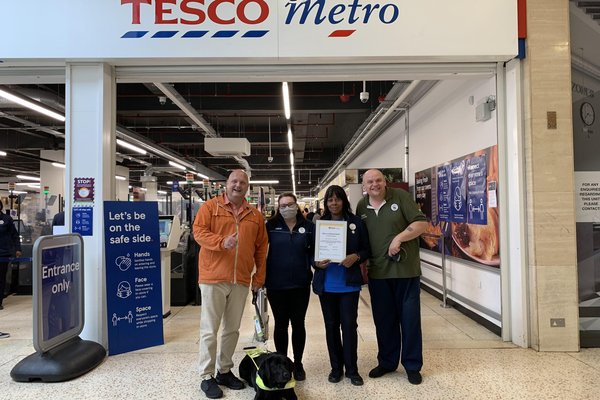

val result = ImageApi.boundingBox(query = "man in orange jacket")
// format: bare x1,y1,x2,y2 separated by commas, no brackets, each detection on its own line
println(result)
193,169,268,399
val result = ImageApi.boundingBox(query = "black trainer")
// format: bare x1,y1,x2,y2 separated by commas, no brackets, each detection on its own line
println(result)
368,365,395,378
345,373,364,386
215,371,245,390
407,371,422,385
328,370,343,383
201,378,223,399
294,363,306,381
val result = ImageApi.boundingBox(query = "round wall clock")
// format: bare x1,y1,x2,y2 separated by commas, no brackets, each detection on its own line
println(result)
581,102,595,126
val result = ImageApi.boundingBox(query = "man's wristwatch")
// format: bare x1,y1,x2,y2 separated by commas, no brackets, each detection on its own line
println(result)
355,253,361,262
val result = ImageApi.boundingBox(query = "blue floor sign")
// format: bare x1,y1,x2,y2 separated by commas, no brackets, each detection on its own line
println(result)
104,201,163,355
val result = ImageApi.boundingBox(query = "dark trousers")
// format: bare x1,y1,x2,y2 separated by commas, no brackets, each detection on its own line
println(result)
0,262,8,305
319,290,360,375
368,277,423,372
268,286,310,364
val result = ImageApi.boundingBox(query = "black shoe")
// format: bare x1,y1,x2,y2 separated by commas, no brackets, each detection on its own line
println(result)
0,304,4,310
201,378,223,399
368,365,394,378
346,373,364,386
215,371,245,390
407,371,422,385
294,363,306,381
328,370,343,383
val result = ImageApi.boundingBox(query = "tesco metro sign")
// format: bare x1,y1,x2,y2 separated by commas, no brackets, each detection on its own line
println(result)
119,0,400,38
0,1,517,61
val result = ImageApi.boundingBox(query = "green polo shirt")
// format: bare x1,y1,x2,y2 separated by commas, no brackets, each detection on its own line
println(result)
356,187,426,279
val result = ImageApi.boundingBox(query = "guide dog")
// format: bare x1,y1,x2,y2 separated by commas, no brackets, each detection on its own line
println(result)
239,348,297,400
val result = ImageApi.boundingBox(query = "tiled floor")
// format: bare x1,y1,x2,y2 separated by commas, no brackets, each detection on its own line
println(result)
2,289,600,399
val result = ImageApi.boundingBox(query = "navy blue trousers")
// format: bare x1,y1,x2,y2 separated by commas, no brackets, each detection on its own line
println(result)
319,290,360,375
368,276,423,372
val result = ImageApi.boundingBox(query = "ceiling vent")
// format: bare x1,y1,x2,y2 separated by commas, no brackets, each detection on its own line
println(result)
204,137,251,157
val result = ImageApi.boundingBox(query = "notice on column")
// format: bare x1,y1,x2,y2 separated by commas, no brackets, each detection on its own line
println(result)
104,201,163,355
575,172,600,223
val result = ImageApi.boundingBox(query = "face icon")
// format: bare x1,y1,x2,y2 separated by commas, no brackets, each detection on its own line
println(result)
226,170,249,205
78,187,90,198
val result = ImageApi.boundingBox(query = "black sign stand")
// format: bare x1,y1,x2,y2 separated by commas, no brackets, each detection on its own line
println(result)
10,234,106,382
10,336,105,382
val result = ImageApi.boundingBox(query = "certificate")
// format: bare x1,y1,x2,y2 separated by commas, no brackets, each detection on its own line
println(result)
315,220,347,262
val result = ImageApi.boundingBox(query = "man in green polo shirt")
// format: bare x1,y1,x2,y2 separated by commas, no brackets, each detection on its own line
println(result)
356,169,428,385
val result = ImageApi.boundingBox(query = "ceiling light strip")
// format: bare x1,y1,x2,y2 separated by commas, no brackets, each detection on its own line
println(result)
116,127,193,168
282,82,291,120
16,174,41,181
0,87,65,122
168,160,186,171
249,180,279,184
287,128,293,150
116,138,147,155
116,126,221,180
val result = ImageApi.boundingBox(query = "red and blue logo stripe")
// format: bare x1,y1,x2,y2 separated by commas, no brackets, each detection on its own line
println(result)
122,30,269,39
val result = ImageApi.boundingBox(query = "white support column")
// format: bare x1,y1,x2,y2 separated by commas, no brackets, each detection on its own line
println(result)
497,61,530,347
64,63,116,347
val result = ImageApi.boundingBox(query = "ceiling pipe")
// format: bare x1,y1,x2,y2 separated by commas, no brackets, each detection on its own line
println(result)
115,126,223,180
6,86,65,113
116,151,152,167
318,80,421,191
154,82,251,172
154,82,218,138
0,111,64,137
119,85,361,99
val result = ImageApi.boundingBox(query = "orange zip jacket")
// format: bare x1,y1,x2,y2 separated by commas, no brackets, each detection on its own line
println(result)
193,194,268,288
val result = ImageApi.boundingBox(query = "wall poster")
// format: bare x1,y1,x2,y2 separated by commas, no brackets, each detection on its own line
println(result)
415,145,500,268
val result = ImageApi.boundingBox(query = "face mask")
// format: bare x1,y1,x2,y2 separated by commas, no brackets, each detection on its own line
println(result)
280,206,297,220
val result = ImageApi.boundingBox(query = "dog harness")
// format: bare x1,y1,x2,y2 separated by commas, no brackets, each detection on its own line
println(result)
244,348,296,391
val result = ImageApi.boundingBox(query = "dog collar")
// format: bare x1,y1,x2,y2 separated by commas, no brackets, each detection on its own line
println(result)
244,348,296,391
256,375,296,391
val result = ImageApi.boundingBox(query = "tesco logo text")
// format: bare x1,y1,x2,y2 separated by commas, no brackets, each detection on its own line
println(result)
120,0,269,25
120,0,399,26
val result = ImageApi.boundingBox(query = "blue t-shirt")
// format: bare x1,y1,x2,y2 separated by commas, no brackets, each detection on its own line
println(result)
324,262,361,293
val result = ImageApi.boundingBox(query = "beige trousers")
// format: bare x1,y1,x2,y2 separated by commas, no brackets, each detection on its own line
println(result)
198,283,249,380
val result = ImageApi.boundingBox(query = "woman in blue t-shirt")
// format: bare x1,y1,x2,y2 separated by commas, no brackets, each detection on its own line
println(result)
313,185,370,386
